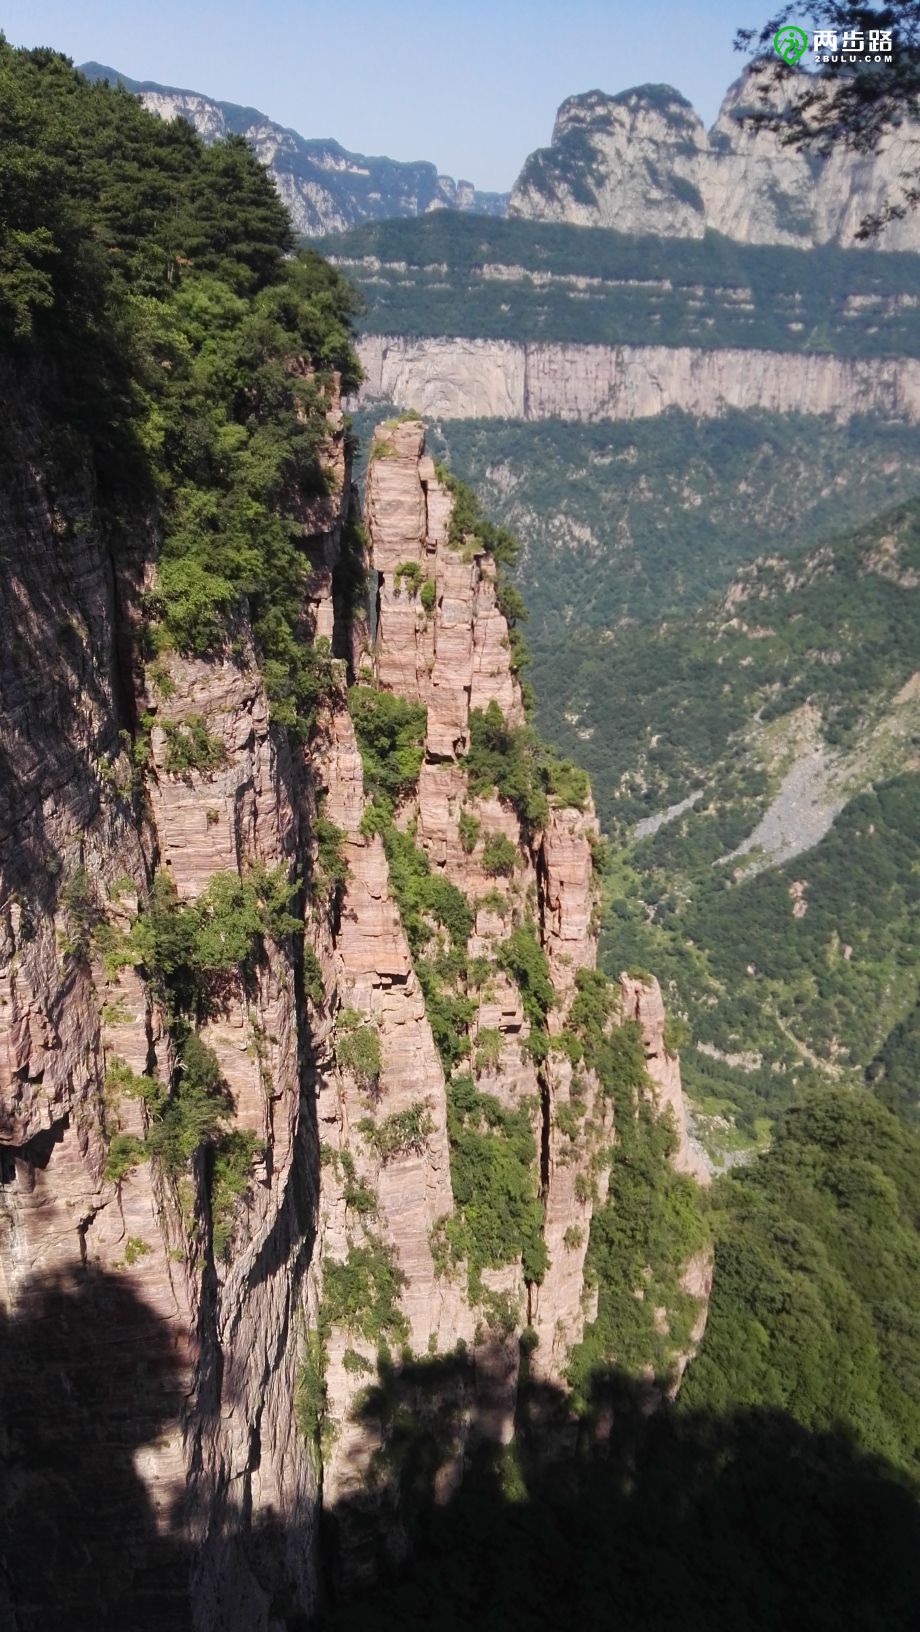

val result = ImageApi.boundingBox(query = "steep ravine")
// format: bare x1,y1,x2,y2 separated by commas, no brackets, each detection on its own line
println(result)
0,405,706,1625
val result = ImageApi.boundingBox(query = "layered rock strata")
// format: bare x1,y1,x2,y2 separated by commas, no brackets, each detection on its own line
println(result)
357,333,920,425
0,384,355,1630
307,421,708,1553
0,398,707,1621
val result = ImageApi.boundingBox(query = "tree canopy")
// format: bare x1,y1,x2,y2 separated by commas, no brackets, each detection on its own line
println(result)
0,39,362,735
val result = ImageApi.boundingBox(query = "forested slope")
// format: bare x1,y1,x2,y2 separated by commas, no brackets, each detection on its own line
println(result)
322,213,920,357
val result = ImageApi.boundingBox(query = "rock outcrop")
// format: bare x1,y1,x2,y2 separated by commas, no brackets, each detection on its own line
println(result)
305,421,709,1566
0,397,707,1619
357,333,920,424
510,72,920,251
511,85,711,238
619,973,709,1187
0,380,356,1630
79,62,508,237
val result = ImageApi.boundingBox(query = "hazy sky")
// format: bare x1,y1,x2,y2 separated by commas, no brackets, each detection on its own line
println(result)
5,1,767,191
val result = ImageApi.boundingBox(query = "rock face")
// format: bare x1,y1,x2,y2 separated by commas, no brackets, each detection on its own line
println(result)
307,423,611,1535
619,974,709,1187
357,333,920,424
79,62,508,237
0,379,356,1630
306,422,709,1572
510,72,920,251
0,393,707,1618
512,85,710,238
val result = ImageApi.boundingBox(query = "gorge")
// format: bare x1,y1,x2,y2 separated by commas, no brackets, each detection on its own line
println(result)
2,37,920,1632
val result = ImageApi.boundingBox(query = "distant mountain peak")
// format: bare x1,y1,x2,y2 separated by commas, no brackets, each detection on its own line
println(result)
510,73,920,251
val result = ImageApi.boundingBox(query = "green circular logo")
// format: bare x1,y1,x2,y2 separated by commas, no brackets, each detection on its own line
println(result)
774,24,809,63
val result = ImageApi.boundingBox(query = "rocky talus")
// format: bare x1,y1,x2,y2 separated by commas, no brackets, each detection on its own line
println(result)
0,400,706,1621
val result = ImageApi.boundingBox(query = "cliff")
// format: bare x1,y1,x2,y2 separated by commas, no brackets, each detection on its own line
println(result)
303,420,709,1574
357,333,920,423
510,72,920,252
0,410,708,1621
0,51,709,1621
79,62,508,236
0,370,360,1628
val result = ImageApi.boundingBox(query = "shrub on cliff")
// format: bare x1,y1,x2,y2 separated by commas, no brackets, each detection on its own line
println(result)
348,687,426,808
161,715,227,774
104,1133,147,1185
314,817,350,893
359,1102,434,1162
498,924,554,1031
211,1129,261,1258
335,1009,382,1090
322,1241,409,1344
445,1074,547,1286
465,703,548,828
146,1032,230,1171
482,833,518,877
393,560,423,596
383,826,472,958
380,826,476,1068
130,866,299,1014
438,468,519,568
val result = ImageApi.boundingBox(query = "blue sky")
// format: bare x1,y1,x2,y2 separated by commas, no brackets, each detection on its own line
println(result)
5,1,766,191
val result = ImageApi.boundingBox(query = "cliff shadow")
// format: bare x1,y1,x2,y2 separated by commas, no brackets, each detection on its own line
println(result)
317,1354,920,1632
0,354,155,887
2,1270,918,1632
0,1263,197,1632
0,1252,331,1632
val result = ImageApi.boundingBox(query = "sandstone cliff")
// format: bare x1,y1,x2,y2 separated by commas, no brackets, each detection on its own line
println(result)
0,396,707,1620
357,333,920,424
510,72,920,252
0,382,358,1629
304,421,709,1574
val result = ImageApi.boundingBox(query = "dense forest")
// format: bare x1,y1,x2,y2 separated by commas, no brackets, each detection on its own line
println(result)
318,211,920,357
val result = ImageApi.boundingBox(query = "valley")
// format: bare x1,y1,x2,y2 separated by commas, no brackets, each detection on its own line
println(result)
400,427,920,1154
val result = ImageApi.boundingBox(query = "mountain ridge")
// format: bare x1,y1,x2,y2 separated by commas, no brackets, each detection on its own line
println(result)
78,60,509,235
80,59,920,253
